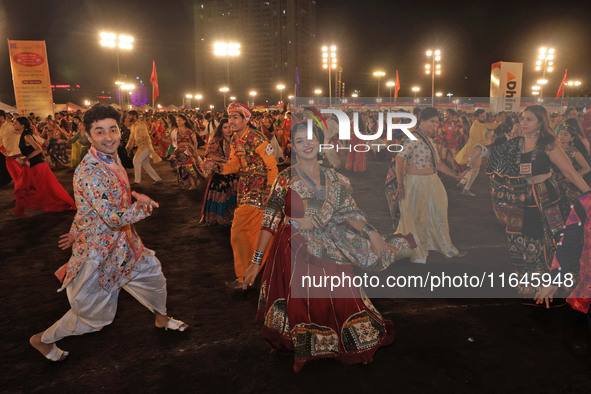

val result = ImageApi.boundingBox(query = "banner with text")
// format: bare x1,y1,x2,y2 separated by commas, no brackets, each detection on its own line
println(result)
8,40,54,118
490,61,523,113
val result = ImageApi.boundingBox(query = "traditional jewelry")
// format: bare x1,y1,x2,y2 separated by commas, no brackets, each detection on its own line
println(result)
517,137,537,176
252,250,264,265
362,223,377,238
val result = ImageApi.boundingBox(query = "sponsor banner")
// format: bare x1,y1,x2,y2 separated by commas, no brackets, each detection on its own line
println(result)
490,61,523,113
8,40,54,118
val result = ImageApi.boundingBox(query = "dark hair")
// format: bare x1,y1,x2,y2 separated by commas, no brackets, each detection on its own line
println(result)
561,126,590,160
177,114,194,130
291,121,323,143
418,107,439,123
474,109,485,117
212,118,229,141
128,110,139,118
16,116,32,133
565,118,584,138
167,113,178,129
566,107,577,116
83,104,121,135
522,105,556,151
0,110,5,118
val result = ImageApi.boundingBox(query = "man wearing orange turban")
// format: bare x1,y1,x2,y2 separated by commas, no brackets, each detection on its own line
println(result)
204,102,278,288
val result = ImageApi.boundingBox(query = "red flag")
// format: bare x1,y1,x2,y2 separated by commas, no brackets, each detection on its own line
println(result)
556,69,567,98
150,60,159,101
395,69,400,99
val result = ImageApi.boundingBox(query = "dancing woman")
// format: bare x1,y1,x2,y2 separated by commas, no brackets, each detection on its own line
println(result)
555,125,590,204
394,107,466,264
68,117,91,168
42,119,71,167
242,122,416,372
165,114,178,159
487,105,590,297
13,117,75,217
200,118,238,225
171,114,200,190
151,117,170,158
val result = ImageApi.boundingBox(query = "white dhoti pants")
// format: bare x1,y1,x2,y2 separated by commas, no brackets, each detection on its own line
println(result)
133,148,162,183
42,253,167,344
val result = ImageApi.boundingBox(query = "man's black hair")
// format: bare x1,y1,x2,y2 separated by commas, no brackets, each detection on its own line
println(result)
83,105,121,136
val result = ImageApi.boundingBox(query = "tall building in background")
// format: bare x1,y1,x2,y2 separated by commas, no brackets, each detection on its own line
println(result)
194,0,316,109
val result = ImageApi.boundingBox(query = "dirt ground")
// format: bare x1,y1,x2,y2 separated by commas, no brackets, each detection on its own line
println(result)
1,156,590,393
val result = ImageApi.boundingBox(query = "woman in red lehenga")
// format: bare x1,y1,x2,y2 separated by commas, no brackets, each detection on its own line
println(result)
13,117,75,217
151,117,170,158
242,122,416,372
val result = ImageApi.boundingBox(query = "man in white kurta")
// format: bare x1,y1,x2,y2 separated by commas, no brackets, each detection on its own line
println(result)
29,105,187,362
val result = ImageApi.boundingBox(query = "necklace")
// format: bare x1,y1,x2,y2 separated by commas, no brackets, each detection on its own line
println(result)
517,137,537,176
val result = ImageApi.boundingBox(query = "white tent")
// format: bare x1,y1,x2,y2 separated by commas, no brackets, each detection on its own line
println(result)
0,101,17,113
66,102,86,112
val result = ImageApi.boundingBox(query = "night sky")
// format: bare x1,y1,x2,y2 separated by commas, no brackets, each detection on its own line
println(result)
1,0,590,106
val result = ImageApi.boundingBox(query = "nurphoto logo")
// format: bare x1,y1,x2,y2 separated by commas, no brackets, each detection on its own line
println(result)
306,109,418,153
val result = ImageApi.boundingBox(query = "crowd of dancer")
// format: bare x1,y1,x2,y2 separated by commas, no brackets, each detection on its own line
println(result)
2,100,591,372
0,107,295,223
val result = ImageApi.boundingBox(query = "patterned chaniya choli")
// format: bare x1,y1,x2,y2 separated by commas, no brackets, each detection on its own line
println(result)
395,129,460,263
173,127,199,186
46,128,69,165
551,191,591,315
200,136,238,225
256,166,415,372
68,130,91,168
554,144,584,205
487,137,570,297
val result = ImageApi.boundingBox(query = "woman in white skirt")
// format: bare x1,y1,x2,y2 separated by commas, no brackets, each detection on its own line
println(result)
394,107,467,264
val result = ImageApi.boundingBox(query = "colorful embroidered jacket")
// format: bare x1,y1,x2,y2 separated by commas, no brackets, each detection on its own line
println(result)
55,148,151,292
551,191,591,313
220,127,278,207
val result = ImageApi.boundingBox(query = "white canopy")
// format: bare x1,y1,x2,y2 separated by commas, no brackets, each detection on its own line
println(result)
0,101,17,113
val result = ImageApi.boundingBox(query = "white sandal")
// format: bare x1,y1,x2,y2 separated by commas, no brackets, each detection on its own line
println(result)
45,343,69,361
164,317,188,332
